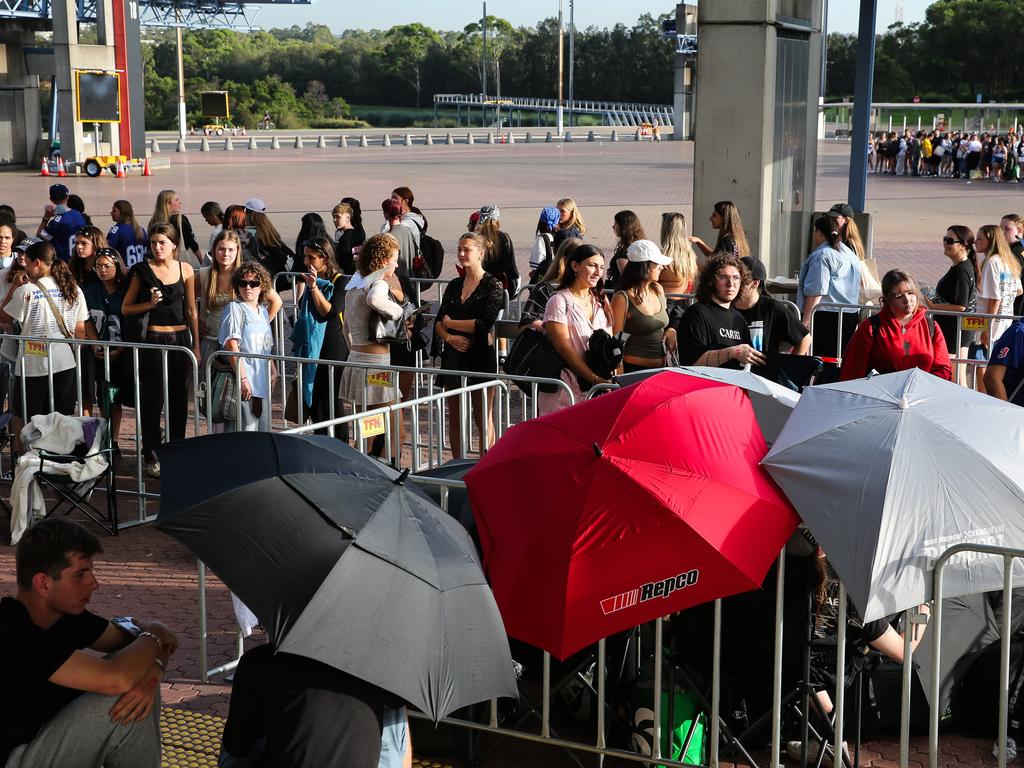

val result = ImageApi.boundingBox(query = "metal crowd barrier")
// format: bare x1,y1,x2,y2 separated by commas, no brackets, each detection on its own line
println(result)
808,301,1022,369
204,349,574,469
0,332,200,525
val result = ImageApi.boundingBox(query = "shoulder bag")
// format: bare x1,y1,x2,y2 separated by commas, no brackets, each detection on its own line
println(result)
371,288,417,346
502,327,564,394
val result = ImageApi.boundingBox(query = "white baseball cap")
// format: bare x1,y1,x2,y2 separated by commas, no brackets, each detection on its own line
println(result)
626,239,672,266
244,198,267,213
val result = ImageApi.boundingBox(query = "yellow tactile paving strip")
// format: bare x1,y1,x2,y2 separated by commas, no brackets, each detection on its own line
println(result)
159,707,455,768
160,708,224,767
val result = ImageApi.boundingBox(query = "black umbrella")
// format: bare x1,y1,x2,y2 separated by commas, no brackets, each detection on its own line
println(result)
155,433,518,722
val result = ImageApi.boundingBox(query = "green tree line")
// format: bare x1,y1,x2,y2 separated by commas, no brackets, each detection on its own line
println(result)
825,0,1024,102
142,11,676,130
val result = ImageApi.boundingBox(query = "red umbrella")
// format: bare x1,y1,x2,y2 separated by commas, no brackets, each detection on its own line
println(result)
465,371,799,660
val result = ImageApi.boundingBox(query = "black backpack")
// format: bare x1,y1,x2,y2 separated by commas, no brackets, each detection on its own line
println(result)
413,220,444,279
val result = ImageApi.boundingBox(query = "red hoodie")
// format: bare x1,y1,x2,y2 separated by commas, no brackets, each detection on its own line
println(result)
839,307,952,381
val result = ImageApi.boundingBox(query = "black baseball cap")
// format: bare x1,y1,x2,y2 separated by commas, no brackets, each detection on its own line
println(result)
741,256,767,284
827,203,855,218
48,183,69,203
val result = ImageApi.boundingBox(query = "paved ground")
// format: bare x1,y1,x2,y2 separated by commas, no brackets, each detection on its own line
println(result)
0,141,1015,766
11,139,1024,289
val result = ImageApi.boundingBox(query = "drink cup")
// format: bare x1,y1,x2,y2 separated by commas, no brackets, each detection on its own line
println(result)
750,321,764,353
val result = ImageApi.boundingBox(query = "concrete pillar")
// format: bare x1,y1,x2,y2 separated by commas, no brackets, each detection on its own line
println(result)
445,132,454,145
316,135,326,148
224,137,233,151
151,138,160,153
673,4,698,141
248,135,258,150
339,134,348,148
383,133,392,147
270,136,280,149
359,134,368,147
294,135,303,148
200,137,210,151
610,130,618,142
692,0,823,279
404,133,412,145
425,133,434,145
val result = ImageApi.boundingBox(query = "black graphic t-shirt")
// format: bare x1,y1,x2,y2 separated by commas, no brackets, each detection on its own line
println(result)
675,300,750,368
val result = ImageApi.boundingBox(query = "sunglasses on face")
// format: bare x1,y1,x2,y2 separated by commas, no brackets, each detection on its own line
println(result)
942,237,961,245
238,279,262,289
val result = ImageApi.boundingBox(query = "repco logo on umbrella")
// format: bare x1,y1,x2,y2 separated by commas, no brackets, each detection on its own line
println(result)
600,569,700,616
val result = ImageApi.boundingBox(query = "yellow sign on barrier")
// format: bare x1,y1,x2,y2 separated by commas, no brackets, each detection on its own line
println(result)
961,316,989,333
360,413,386,438
367,371,394,388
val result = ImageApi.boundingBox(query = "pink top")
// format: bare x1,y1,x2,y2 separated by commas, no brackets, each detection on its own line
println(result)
541,288,611,413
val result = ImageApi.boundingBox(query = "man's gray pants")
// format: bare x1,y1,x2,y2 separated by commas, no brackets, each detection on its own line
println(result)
6,689,161,768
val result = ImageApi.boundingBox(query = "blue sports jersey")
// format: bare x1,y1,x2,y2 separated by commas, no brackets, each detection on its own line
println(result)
41,209,87,261
107,222,145,267
990,319,1024,406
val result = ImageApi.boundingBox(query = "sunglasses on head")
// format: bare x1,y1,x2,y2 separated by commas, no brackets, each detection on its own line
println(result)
238,279,262,289
304,240,327,256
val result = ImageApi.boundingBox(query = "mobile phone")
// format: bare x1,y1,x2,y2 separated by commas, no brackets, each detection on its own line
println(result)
111,615,142,637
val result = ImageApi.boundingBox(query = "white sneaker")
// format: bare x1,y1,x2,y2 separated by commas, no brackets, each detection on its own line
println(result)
785,740,834,768
145,461,161,479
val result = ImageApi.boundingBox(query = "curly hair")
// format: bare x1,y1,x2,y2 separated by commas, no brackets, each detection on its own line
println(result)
233,261,272,303
695,252,751,304
358,233,398,276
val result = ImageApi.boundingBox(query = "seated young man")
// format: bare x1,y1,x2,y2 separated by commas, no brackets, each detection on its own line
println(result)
1,519,177,768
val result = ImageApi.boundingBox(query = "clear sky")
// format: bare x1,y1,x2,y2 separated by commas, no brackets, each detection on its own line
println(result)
251,0,930,35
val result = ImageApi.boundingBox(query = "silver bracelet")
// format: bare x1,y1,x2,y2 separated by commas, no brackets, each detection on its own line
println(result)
138,631,162,650
153,658,165,671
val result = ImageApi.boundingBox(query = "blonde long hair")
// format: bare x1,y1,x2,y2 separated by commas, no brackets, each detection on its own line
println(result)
205,230,244,311
557,198,587,236
843,218,866,260
660,212,699,291
151,189,184,248
978,223,1023,281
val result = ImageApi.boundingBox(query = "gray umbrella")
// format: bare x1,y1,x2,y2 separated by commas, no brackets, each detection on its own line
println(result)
616,366,799,442
914,590,1024,713
762,368,1024,623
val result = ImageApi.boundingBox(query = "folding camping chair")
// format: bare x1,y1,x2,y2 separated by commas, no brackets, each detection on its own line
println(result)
35,382,119,535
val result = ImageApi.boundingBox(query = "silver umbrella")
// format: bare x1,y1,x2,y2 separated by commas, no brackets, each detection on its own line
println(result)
617,366,799,443
762,368,1024,623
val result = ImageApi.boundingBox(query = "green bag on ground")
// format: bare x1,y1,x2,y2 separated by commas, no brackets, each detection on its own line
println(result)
629,687,706,766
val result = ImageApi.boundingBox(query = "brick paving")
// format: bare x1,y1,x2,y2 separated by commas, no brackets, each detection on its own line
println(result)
0,140,1016,766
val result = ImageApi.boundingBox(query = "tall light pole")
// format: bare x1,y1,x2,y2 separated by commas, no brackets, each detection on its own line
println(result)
176,11,186,138
482,1,488,127
557,0,564,134
568,0,575,127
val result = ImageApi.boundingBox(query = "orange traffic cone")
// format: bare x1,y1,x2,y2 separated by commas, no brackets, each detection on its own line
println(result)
141,157,152,177
56,157,67,177
40,157,50,176
115,158,126,178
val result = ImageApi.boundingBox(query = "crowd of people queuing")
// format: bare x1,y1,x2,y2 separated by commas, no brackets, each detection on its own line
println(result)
868,127,1024,182
0,181,1021,479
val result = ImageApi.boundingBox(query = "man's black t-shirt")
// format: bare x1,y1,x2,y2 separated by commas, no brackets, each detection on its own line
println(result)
736,294,808,354
222,645,396,768
675,300,750,368
934,258,977,352
0,596,108,763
